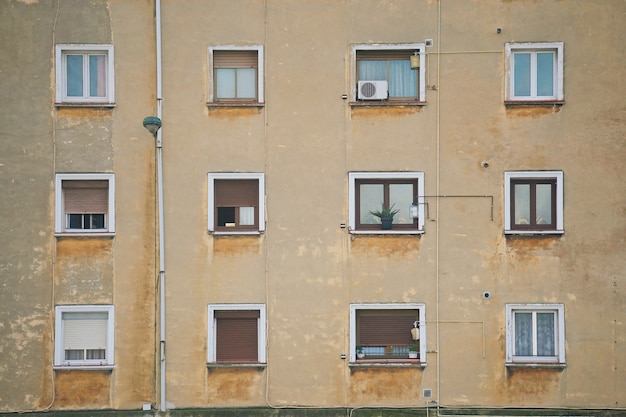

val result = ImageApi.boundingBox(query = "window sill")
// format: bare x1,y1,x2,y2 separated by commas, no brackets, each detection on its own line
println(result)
55,232,115,238
506,362,566,369
504,230,564,236
350,230,424,236
55,102,116,109
210,230,263,236
206,363,266,370
504,100,564,107
349,360,426,369
350,100,427,107
53,365,115,371
207,101,265,108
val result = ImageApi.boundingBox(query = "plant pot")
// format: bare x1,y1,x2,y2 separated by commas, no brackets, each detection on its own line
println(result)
408,351,418,359
357,352,366,359
380,217,393,230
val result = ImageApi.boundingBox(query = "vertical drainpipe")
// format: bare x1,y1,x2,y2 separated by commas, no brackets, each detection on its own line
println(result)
154,0,166,412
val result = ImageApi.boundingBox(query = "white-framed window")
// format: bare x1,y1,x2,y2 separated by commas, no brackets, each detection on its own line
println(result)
349,172,425,234
55,44,115,105
208,173,265,234
505,42,563,102
351,43,426,102
506,304,565,365
207,304,266,364
55,173,115,235
208,45,264,103
349,303,426,363
54,305,115,368
504,171,563,235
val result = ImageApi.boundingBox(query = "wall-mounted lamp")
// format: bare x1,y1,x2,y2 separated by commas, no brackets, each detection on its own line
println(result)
143,116,162,137
409,202,419,219
410,51,420,69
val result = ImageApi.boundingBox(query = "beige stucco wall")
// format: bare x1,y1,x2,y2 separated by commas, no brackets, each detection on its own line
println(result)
0,0,624,413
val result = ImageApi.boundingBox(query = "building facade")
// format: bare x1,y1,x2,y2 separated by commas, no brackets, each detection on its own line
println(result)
0,0,624,416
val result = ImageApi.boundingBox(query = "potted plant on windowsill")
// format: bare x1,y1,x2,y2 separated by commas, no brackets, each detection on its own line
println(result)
356,346,366,359
408,343,419,359
369,203,401,230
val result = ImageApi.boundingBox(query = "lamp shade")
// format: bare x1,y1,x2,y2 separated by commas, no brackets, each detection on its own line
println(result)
143,116,162,135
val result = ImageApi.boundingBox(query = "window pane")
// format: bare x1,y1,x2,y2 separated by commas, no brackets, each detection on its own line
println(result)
89,54,106,97
388,60,416,97
536,52,554,96
389,184,413,224
536,312,555,356
239,206,254,225
86,349,106,360
66,55,84,97
513,53,531,97
535,184,553,225
65,349,84,360
358,60,386,81
217,207,236,226
360,184,384,224
514,312,533,356
514,184,530,225
216,68,236,99
68,214,83,229
236,68,256,99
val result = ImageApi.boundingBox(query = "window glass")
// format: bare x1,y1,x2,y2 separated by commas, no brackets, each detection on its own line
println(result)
514,183,530,225
359,184,383,224
388,60,416,97
537,312,555,356
513,52,531,97
536,52,554,96
389,183,413,224
536,183,553,224
239,207,255,225
216,68,236,99
359,60,386,81
66,55,84,97
237,68,256,99
89,54,106,97
514,312,533,356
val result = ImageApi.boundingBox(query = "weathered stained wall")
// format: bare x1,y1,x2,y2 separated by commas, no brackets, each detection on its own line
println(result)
0,0,157,412
1,0,624,414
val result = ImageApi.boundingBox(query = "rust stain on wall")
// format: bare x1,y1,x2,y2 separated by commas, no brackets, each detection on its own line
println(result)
499,367,563,402
206,368,263,402
505,235,560,259
213,236,262,255
350,236,421,257
208,107,262,118
56,237,113,259
54,370,111,409
505,106,561,118
349,368,423,401
351,105,424,118
56,108,114,119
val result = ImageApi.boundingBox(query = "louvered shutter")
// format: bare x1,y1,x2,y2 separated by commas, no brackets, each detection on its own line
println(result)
63,311,108,351
214,50,258,69
215,310,259,362
214,179,258,206
357,50,414,61
357,310,417,346
63,180,108,214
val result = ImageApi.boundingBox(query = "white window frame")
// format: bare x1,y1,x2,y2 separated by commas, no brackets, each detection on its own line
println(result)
349,303,426,363
54,305,115,369
505,42,563,102
55,173,116,236
351,43,426,102
349,172,425,234
207,304,267,364
506,303,565,365
207,172,265,234
208,45,264,103
504,171,563,235
55,44,115,105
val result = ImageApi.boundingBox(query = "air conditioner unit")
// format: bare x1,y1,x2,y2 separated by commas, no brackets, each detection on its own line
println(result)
358,80,388,100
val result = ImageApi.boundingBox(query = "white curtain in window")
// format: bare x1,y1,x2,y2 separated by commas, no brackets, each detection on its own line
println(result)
388,60,416,97
514,312,532,356
536,312,555,356
239,207,254,225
